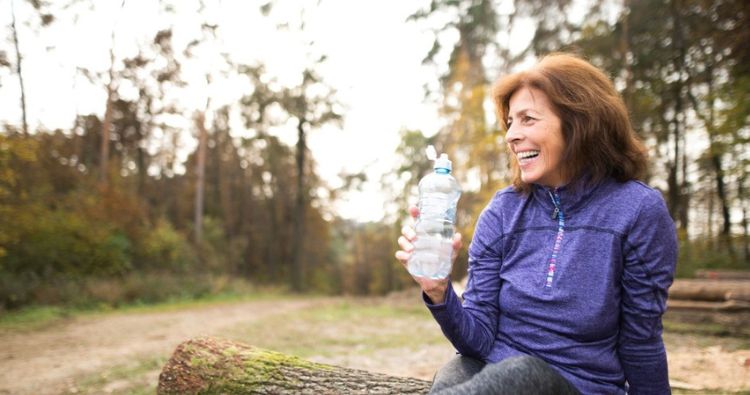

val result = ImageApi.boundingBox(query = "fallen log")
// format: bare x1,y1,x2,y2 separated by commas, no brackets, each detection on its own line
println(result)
668,279,750,302
157,337,432,394
667,299,750,312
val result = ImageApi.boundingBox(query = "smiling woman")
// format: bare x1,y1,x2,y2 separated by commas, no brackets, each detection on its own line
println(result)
395,53,678,394
493,53,649,194
504,87,566,188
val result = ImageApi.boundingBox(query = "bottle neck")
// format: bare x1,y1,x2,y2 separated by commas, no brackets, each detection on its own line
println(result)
435,168,450,174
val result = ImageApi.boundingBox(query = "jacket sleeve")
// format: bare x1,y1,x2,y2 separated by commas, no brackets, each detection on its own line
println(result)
618,190,677,395
425,202,504,360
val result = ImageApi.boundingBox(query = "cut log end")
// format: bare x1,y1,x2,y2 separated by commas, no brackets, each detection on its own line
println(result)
157,337,432,394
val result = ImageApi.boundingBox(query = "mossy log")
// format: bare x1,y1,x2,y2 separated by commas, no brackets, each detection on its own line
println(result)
157,337,432,394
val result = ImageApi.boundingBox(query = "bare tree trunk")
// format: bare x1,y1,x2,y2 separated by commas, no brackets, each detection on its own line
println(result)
10,0,28,135
704,64,733,257
713,167,730,237
740,178,750,264
619,0,634,111
266,199,280,279
99,62,114,186
354,228,369,295
707,187,714,245
99,0,126,186
194,111,208,244
290,118,306,292
670,0,688,231
157,337,431,394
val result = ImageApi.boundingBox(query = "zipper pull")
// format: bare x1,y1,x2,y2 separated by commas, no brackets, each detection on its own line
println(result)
548,190,560,220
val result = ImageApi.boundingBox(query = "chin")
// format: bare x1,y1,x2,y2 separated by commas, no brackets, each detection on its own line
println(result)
520,174,539,185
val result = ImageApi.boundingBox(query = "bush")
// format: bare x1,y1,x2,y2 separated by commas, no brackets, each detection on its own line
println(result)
1,205,132,279
135,218,196,272
0,271,258,310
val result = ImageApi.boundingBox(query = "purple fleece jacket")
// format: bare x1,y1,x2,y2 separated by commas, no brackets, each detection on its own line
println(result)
426,178,677,394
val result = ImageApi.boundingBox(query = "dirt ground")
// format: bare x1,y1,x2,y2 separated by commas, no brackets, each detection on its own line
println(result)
0,295,748,394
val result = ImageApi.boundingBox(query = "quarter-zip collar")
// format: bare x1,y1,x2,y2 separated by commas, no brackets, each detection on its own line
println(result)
530,173,603,220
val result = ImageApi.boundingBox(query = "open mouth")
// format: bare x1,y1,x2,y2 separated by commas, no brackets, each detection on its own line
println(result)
517,150,540,163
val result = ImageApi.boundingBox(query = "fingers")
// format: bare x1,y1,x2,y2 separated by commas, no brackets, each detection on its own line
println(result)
397,235,414,253
409,206,419,219
401,224,416,241
394,250,410,264
396,225,416,266
452,232,462,249
451,232,462,261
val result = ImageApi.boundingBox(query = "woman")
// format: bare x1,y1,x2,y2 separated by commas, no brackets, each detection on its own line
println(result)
396,53,677,394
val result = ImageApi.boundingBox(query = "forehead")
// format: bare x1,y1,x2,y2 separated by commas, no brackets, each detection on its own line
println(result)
508,87,553,114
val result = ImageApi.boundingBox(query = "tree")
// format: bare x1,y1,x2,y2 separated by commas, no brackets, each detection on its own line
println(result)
280,67,341,292
9,0,28,135
98,0,127,186
7,0,55,135
572,0,750,266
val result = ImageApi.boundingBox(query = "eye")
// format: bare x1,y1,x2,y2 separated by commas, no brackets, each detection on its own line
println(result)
506,118,513,128
521,115,536,124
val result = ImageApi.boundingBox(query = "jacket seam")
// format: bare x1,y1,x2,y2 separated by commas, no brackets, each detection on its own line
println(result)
621,196,662,327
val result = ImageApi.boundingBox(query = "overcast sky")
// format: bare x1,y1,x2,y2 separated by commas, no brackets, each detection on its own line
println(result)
1,0,458,222
0,0,552,222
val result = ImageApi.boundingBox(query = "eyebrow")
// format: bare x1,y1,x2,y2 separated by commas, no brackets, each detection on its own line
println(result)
507,109,537,119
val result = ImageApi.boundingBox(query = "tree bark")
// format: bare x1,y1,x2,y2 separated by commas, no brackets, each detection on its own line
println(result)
739,177,750,264
99,67,114,186
10,0,28,135
157,337,431,394
290,118,306,292
194,111,208,244
99,0,126,186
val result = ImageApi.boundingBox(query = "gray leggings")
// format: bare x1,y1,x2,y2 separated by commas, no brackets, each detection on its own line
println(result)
430,355,581,395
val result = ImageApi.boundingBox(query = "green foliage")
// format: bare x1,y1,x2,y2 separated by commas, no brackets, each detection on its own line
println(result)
136,218,196,272
0,271,257,312
2,204,132,279
677,236,750,278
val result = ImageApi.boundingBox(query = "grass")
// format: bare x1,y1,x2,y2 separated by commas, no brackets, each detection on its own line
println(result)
226,298,446,359
663,318,745,338
4,292,748,393
0,286,291,333
63,356,167,395
4,294,445,394
662,311,750,350
0,305,75,332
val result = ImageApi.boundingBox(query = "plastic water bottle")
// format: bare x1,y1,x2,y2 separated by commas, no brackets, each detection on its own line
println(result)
408,146,461,279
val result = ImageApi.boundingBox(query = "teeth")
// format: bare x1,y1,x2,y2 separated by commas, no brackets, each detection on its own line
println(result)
517,151,539,159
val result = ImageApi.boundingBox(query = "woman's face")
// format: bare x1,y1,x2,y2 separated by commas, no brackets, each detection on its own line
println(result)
506,87,568,188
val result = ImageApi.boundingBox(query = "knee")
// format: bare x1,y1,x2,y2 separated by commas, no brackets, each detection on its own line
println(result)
435,355,484,378
431,355,485,391
494,354,548,374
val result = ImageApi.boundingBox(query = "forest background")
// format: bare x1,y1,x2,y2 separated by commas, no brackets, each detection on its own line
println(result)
1,0,748,311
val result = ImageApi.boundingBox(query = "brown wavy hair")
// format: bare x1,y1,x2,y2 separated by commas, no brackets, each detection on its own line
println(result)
492,53,648,194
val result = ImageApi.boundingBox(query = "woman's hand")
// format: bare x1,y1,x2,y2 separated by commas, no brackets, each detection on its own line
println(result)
394,206,462,304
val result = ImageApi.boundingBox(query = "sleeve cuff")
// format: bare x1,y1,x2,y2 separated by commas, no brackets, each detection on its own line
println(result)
423,280,452,307
424,281,462,323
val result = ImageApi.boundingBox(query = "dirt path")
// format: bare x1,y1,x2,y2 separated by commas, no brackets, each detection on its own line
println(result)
0,298,325,395
1,297,749,394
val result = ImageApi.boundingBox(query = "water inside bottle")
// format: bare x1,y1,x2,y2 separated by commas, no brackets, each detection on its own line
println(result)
408,234,453,279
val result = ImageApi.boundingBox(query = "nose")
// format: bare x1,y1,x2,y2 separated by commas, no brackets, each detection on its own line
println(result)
505,123,522,144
